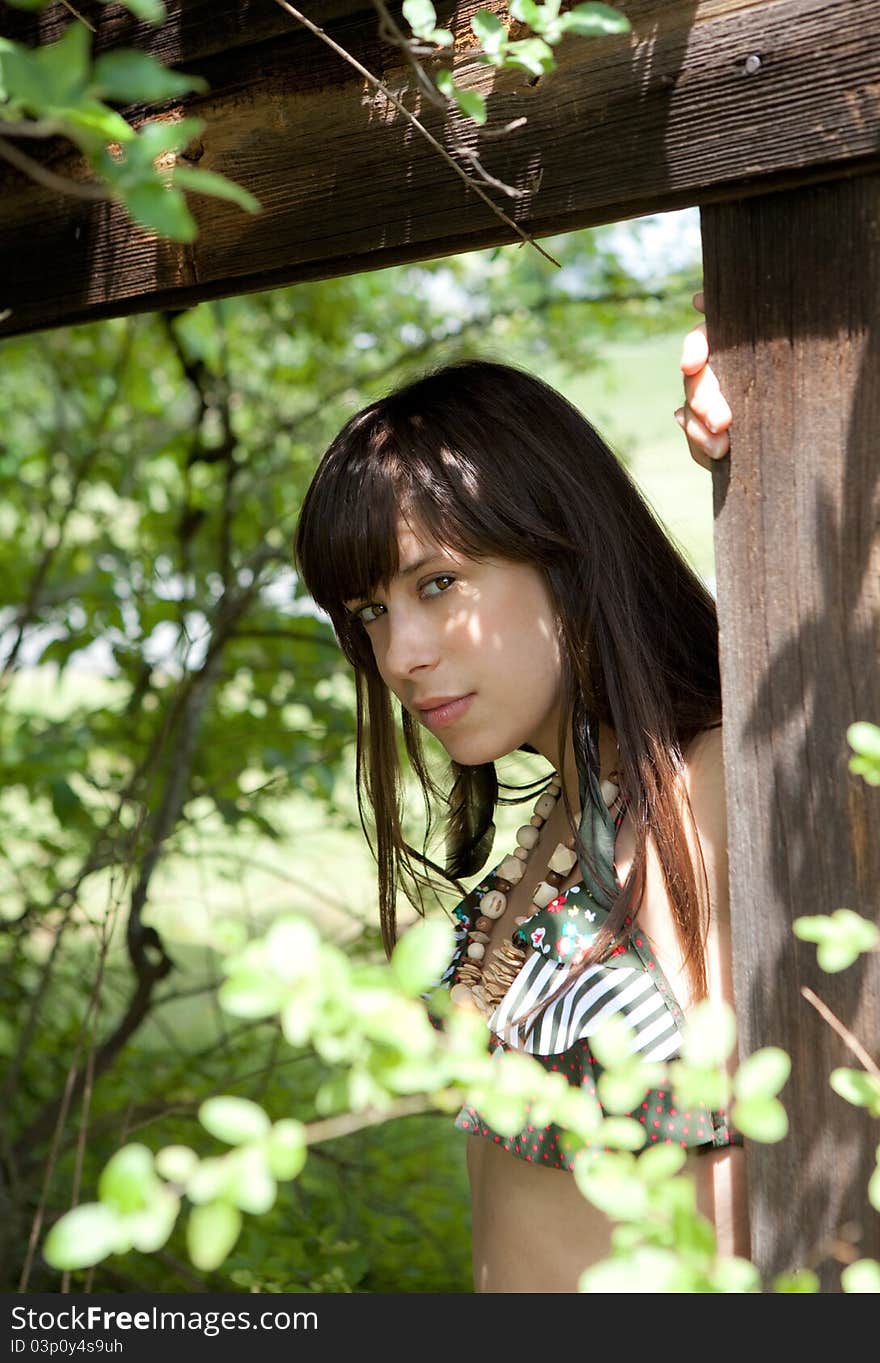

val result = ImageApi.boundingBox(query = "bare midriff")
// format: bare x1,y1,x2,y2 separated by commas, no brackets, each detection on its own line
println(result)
467,1134,749,1293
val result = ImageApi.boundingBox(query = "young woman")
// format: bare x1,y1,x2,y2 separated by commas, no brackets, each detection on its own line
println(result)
293,307,743,1293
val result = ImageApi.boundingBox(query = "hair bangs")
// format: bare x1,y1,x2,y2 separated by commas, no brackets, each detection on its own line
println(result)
295,395,524,641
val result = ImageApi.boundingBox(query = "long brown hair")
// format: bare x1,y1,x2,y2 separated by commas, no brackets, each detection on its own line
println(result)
293,359,721,1005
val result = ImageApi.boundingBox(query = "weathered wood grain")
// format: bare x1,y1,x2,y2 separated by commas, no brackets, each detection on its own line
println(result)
1,0,879,335
702,175,880,1288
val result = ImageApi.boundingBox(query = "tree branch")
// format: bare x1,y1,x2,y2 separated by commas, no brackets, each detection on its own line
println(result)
0,137,110,202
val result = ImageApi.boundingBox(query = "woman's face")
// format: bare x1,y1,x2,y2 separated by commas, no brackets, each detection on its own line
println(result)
344,516,565,767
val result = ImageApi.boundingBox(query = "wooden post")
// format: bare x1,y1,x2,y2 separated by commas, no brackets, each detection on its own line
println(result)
701,176,880,1289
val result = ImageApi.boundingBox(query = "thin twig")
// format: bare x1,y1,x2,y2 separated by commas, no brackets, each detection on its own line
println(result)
60,1046,96,1295
19,861,130,1292
304,1094,443,1145
801,986,880,1081
271,0,561,267
59,0,96,30
0,137,110,201
370,0,448,110
369,0,530,185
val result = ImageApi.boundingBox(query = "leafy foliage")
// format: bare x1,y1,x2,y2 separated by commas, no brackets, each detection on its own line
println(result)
0,11,258,240
0,230,699,1293
406,1,631,120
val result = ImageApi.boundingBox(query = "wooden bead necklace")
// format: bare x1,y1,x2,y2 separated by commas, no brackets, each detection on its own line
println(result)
450,767,621,1018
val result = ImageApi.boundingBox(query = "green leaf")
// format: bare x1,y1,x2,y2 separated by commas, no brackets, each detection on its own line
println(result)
792,915,834,942
263,916,321,983
91,50,209,105
711,1256,762,1292
34,23,92,106
62,99,135,153
187,1201,242,1272
848,720,880,755
171,167,262,215
503,37,556,77
452,87,488,124
668,1060,730,1112
435,70,488,124
868,1146,880,1212
599,1117,646,1151
199,1095,271,1146
435,69,455,96
681,998,737,1068
155,1145,199,1185
590,1014,637,1069
817,938,863,972
573,1150,647,1220
773,1268,821,1292
581,1247,681,1292
266,1120,307,1180
597,1068,649,1114
125,1185,180,1253
472,1092,528,1137
829,1067,880,1116
402,0,437,37
510,0,544,29
731,1095,788,1143
137,116,206,160
280,989,320,1048
211,919,248,955
841,1258,880,1293
794,908,879,971
98,1143,156,1214
471,9,508,59
226,1145,277,1215
391,917,455,996
733,1046,790,1100
0,41,48,112
560,3,632,37
123,181,197,242
185,1157,232,1206
43,1203,121,1271
219,970,286,1019
636,1143,686,1183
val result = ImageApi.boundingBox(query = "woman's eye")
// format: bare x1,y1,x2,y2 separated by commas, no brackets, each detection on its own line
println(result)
422,574,456,598
355,602,385,626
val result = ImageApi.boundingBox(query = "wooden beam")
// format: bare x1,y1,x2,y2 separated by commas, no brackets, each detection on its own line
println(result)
701,175,880,1289
2,0,880,335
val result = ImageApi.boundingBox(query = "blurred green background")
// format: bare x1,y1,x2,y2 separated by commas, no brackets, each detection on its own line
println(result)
0,210,713,1292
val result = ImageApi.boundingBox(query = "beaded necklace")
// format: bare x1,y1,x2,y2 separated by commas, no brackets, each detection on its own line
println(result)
450,763,622,1018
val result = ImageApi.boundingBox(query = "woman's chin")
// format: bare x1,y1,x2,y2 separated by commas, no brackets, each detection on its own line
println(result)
432,733,515,767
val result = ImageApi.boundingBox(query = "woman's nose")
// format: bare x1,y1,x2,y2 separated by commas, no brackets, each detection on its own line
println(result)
381,608,441,681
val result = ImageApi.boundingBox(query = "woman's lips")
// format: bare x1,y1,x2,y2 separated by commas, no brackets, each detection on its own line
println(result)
417,693,475,730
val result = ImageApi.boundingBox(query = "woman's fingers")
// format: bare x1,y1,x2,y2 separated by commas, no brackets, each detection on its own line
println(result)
676,291,731,464
674,403,731,468
680,322,709,376
684,364,732,434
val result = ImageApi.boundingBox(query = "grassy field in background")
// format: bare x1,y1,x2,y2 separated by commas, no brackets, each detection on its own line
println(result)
553,331,716,589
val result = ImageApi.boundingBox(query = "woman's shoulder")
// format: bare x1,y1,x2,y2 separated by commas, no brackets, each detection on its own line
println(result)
681,724,727,848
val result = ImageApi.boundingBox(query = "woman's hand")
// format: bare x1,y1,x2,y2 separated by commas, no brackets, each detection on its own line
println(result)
674,292,732,472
